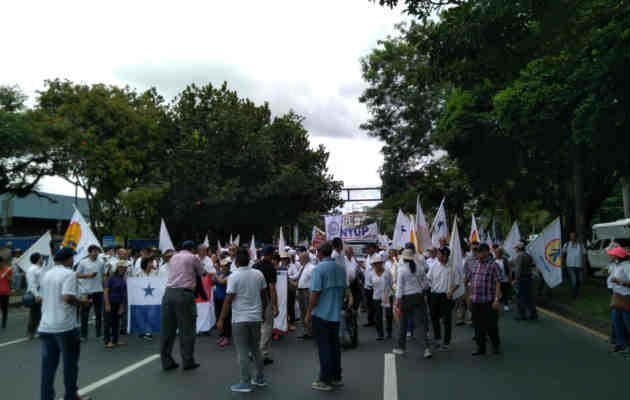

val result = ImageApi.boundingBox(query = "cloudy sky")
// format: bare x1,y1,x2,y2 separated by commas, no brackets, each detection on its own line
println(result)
3,0,408,210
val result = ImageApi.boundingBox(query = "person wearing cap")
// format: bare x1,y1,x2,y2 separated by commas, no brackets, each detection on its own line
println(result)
305,241,347,392
464,243,503,356
39,247,91,400
75,245,105,341
393,248,432,358
426,247,461,351
104,261,128,349
0,247,14,331
253,246,279,365
26,252,45,339
214,257,233,347
365,253,394,340
511,242,538,321
607,247,630,353
160,240,207,371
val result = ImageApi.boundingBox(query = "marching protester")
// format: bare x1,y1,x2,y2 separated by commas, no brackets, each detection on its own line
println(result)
137,257,158,340
26,252,44,339
465,243,503,356
214,257,232,347
427,247,461,351
393,248,432,358
494,248,512,311
306,241,346,392
0,247,13,331
562,232,586,299
362,243,378,327
75,245,105,341
39,247,91,400
218,246,269,392
366,254,393,340
160,240,207,371
253,246,279,365
511,242,538,321
104,261,128,348
297,252,315,340
607,247,630,353
197,244,215,274
288,254,300,332
457,246,479,326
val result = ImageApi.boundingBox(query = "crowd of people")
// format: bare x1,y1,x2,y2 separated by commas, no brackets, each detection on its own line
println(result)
0,229,628,399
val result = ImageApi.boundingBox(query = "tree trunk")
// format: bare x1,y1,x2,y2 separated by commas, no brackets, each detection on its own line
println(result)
572,142,587,274
623,179,630,219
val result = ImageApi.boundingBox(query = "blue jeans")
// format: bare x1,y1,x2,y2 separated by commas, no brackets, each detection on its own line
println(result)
40,328,81,400
612,308,630,349
567,268,584,298
312,316,341,384
516,279,537,319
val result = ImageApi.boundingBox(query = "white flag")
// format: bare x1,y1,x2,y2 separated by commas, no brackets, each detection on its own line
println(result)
202,235,209,247
62,206,101,264
217,240,223,251
324,215,343,240
470,214,480,244
229,234,233,246
16,231,52,272
278,227,286,252
448,216,465,299
431,198,448,248
503,221,521,259
527,218,563,288
416,196,432,253
249,236,257,261
234,234,240,247
392,209,412,250
159,219,175,253
485,232,494,248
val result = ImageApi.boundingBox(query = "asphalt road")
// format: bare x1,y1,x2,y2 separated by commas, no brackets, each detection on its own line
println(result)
0,306,627,400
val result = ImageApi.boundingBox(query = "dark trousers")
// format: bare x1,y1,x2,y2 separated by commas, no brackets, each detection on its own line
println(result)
40,328,80,400
471,302,501,352
214,298,232,338
374,299,393,338
567,268,584,298
430,293,454,344
364,288,376,324
312,316,341,384
297,289,312,336
398,293,430,350
0,294,8,329
288,286,296,323
104,302,121,345
160,288,197,368
516,279,537,319
80,292,103,338
500,282,512,305
28,302,42,335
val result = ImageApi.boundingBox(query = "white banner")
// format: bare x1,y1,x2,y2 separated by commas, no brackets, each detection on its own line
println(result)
62,206,101,265
325,215,343,240
392,209,412,250
527,218,563,288
15,231,53,272
273,270,288,333
449,217,465,299
340,223,379,241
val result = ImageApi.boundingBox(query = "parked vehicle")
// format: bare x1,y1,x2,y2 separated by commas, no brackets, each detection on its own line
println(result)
587,218,630,269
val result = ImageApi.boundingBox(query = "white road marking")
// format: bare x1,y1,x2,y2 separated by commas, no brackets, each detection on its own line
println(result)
60,354,160,400
0,337,29,348
384,353,398,400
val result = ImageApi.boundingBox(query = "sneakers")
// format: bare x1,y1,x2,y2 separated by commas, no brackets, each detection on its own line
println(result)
312,381,334,392
231,383,253,393
440,344,450,352
424,348,433,359
503,305,510,311
406,332,412,338
393,348,406,356
251,378,268,387
331,380,344,387
105,343,115,349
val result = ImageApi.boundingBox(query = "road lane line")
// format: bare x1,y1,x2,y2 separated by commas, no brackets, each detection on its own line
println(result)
66,354,160,399
536,306,608,341
384,353,398,400
0,337,29,348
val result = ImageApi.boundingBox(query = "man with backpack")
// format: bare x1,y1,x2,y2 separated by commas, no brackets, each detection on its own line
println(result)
511,242,538,321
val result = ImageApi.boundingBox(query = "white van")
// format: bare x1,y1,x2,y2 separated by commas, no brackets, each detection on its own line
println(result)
587,218,630,269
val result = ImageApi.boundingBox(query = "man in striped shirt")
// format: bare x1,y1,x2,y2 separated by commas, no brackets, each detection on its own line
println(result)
464,243,502,356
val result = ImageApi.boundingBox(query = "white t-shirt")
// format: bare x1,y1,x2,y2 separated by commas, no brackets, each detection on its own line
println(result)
26,264,42,297
75,257,105,294
345,256,358,284
298,262,316,289
158,262,170,278
288,263,300,281
366,269,393,306
563,242,584,268
198,256,216,274
427,262,461,294
364,254,375,289
612,261,630,296
38,265,79,333
226,266,267,323
495,259,509,283
396,261,425,299
105,256,119,274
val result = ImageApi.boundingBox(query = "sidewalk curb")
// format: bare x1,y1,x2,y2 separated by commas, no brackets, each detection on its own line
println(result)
536,306,608,341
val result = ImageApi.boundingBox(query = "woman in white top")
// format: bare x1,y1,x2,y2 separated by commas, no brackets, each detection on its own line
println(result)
136,257,157,340
393,249,432,358
606,247,630,352
366,254,393,340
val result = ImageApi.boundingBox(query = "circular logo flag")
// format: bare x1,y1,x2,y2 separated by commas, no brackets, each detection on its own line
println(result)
544,238,562,268
62,222,82,250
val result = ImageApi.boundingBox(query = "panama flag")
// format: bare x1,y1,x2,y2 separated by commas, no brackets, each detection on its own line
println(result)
62,206,101,264
416,196,432,253
470,214,480,244
16,231,52,273
196,273,215,333
448,216,465,299
159,219,175,253
504,222,521,259
431,198,448,248
392,209,412,250
527,218,563,288
128,277,167,333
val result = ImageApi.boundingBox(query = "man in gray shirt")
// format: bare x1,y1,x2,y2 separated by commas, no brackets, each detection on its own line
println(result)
511,242,538,321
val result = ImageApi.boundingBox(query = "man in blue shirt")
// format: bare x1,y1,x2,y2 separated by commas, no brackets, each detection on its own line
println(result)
305,241,347,392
